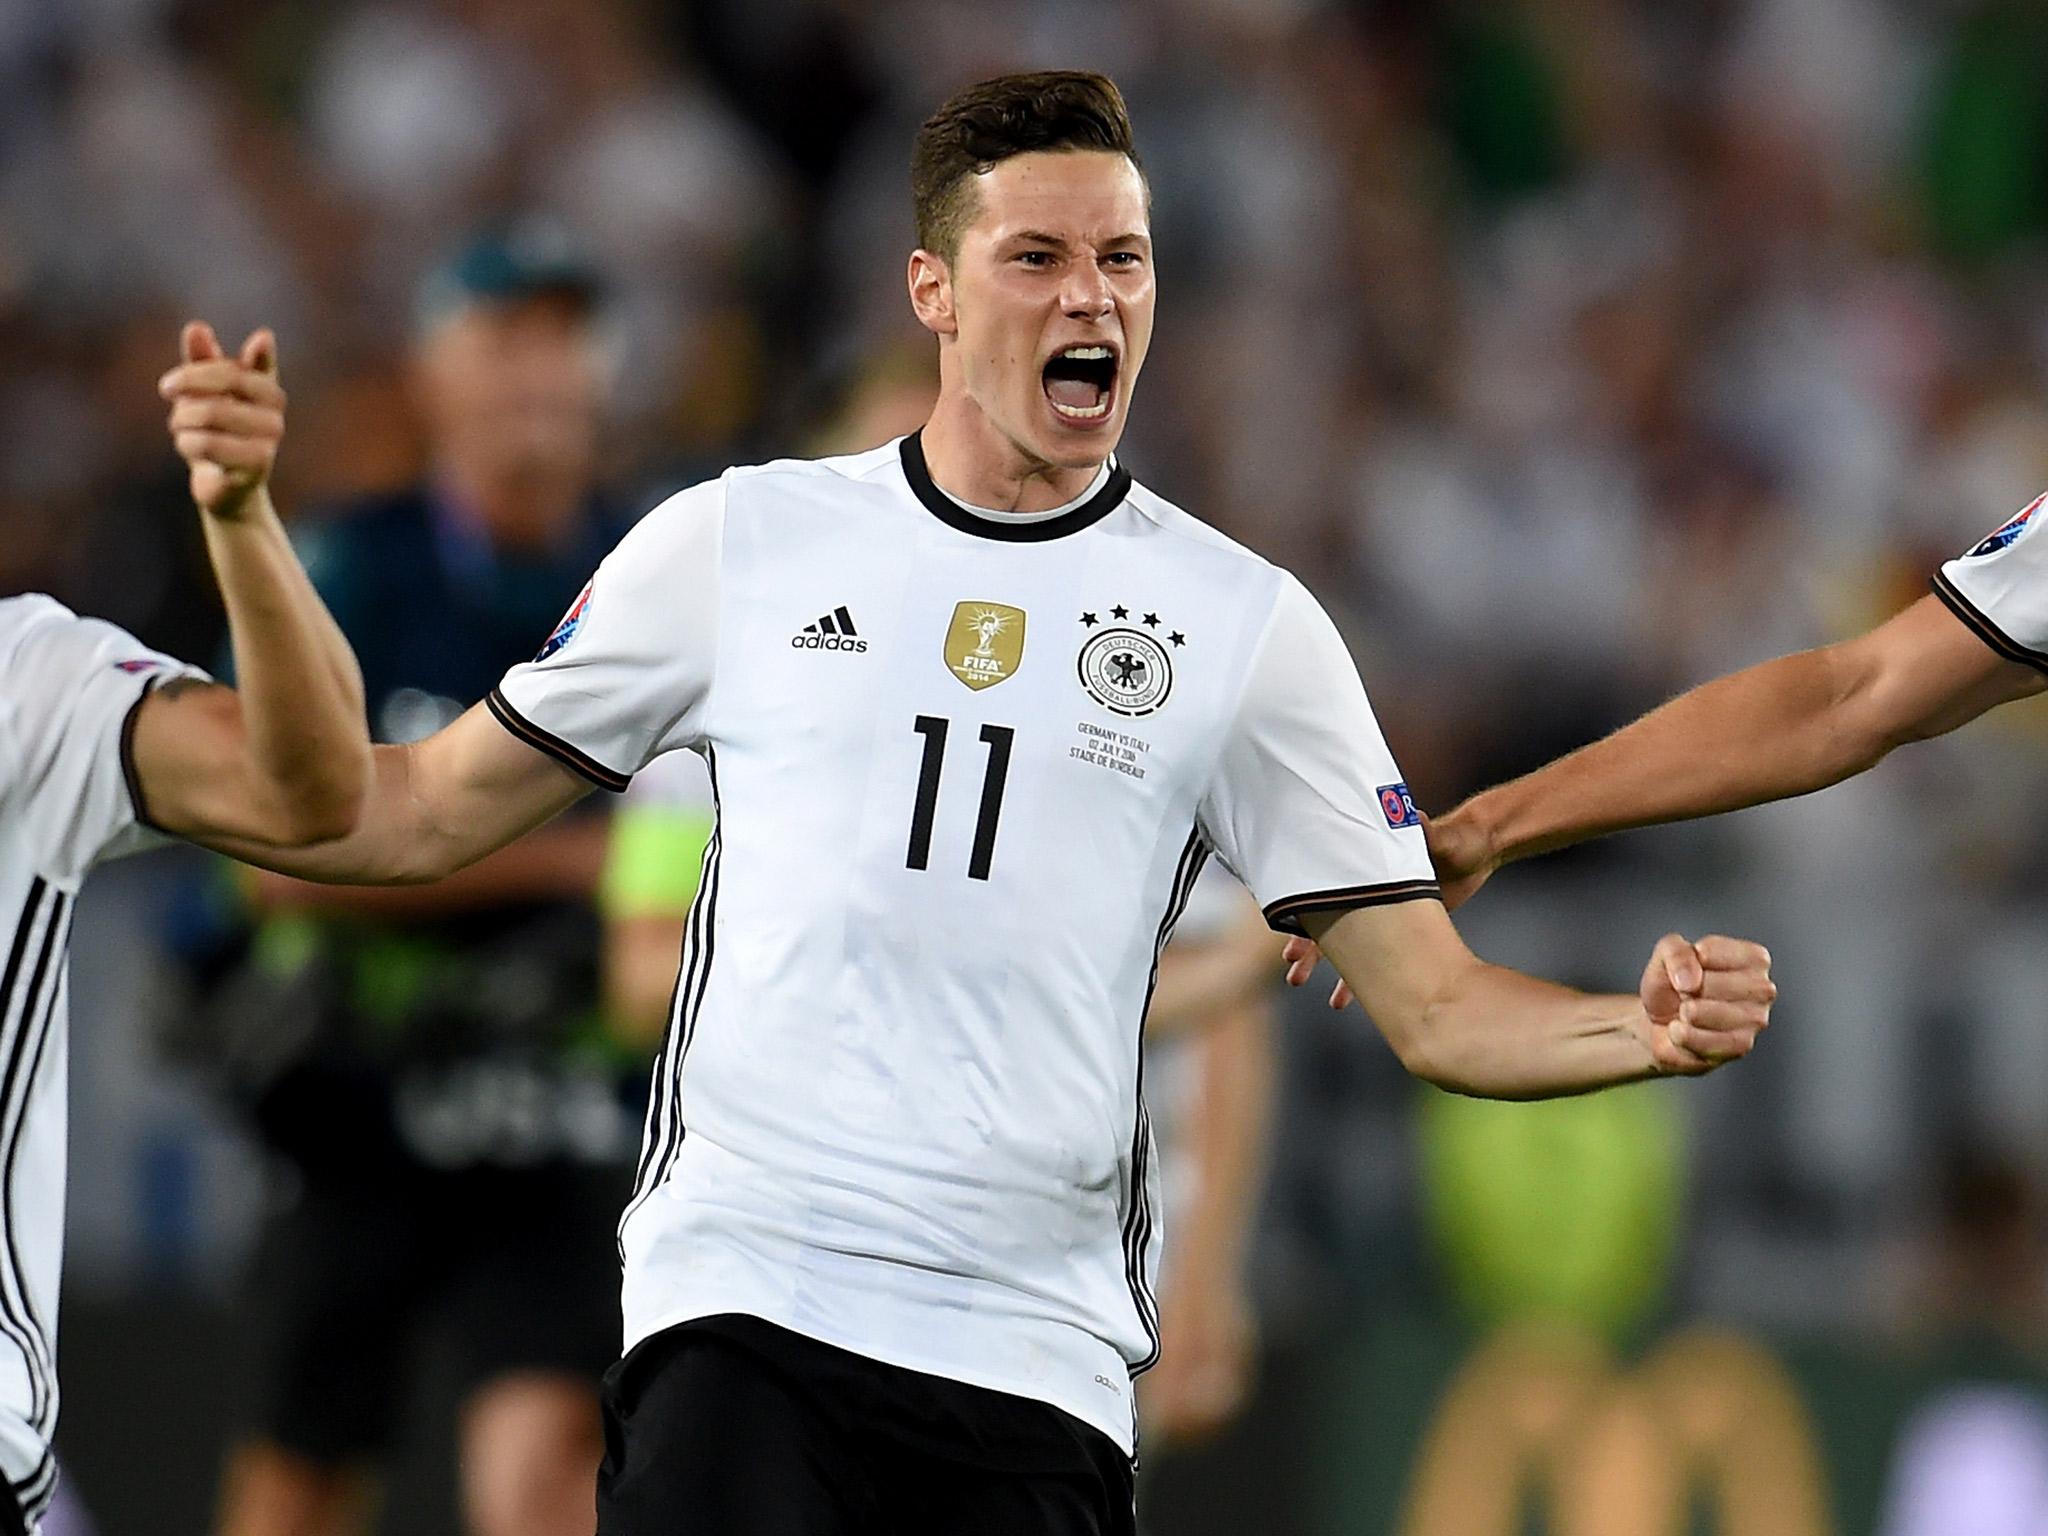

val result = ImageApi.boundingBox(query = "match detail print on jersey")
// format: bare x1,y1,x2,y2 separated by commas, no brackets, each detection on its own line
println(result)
946,602,1026,690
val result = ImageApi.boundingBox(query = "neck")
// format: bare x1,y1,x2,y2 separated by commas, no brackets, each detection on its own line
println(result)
918,391,1107,513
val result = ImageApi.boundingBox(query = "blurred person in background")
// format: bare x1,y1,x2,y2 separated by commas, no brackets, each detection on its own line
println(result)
1136,870,1276,1454
0,319,370,1535
208,226,638,1536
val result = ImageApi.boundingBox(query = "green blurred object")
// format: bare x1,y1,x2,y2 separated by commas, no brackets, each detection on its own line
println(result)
1438,13,1569,202
1922,4,2048,263
1419,1080,1683,1338
602,804,716,920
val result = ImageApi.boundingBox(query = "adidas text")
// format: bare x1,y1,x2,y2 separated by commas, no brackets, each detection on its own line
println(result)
791,633,868,652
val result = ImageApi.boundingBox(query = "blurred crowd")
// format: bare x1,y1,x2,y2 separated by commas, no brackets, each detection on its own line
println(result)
14,0,2048,1528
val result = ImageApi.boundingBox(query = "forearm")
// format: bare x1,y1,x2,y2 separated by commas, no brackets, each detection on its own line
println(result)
1386,960,1656,1101
193,744,454,884
203,488,369,835
251,815,608,915
1465,646,1882,868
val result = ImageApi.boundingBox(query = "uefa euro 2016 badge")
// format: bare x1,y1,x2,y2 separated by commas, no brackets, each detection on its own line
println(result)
537,580,593,662
1076,605,1183,717
1970,493,2047,558
946,601,1028,690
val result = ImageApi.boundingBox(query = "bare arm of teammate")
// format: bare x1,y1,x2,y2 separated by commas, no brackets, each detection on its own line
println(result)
1285,594,2043,1006
1429,594,2045,904
1306,900,1772,1099
189,706,593,884
128,323,370,847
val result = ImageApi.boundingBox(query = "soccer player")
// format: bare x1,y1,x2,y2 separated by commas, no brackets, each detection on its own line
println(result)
0,322,368,1534
203,73,1773,1536
1284,489,2048,1008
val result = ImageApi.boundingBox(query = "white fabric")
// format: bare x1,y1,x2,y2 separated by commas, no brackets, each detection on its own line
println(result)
0,595,203,1527
1937,490,2048,662
494,439,1432,1453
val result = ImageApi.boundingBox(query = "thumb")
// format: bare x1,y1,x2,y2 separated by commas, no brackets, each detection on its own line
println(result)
239,327,278,375
181,321,222,364
1659,934,1705,998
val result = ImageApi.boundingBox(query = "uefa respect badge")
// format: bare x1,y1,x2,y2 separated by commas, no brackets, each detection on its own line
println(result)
1379,783,1420,829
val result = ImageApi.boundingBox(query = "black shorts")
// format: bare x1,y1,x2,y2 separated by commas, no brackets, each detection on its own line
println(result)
241,1160,628,1462
597,1316,1136,1536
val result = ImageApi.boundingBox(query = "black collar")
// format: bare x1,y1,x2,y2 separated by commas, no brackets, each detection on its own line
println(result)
900,431,1132,543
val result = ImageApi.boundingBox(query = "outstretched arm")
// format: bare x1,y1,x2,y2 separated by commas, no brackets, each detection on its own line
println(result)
1433,594,2044,903
1306,899,1772,1100
1286,589,2044,1008
128,323,370,847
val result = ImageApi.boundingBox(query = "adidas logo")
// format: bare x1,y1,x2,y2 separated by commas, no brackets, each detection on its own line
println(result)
791,606,868,653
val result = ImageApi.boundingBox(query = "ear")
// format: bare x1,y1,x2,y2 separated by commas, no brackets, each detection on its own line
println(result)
907,249,957,337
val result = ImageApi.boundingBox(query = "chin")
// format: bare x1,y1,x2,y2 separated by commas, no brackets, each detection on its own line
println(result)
1023,410,1126,469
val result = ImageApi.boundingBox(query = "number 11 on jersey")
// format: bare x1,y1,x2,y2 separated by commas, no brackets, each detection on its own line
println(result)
906,715,1015,880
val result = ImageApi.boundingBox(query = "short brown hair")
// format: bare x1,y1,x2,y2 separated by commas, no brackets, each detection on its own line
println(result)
911,71,1141,264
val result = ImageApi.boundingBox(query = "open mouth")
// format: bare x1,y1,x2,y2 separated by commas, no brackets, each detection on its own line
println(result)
1042,345,1119,424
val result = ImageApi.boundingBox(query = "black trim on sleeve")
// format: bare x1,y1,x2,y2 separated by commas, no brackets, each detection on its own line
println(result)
484,687,632,793
1931,571,2048,677
118,679,166,834
1262,879,1442,937
899,431,1132,543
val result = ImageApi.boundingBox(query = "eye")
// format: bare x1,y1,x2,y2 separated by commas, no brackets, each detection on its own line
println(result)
1015,250,1054,267
1104,252,1143,267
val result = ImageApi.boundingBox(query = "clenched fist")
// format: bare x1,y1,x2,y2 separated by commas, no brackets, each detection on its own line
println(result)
158,322,285,519
1635,932,1775,1075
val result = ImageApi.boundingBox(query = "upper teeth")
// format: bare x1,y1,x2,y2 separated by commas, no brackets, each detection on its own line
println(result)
1062,346,1112,360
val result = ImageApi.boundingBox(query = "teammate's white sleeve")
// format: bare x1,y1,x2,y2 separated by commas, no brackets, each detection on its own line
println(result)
1935,490,2048,667
1198,574,1438,935
0,596,208,877
489,478,726,789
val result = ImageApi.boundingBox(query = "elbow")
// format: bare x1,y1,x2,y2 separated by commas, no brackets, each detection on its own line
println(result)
267,755,371,847
1381,1010,1455,1090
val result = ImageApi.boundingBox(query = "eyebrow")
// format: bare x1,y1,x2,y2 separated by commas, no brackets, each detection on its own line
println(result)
1005,230,1150,250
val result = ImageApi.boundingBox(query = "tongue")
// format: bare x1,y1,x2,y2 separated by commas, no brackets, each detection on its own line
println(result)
1046,376,1104,410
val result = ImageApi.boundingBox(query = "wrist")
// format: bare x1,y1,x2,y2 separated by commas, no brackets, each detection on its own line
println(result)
200,482,279,527
1446,793,1507,873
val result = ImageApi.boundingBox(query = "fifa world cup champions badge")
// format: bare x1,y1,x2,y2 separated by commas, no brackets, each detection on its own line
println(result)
946,602,1027,690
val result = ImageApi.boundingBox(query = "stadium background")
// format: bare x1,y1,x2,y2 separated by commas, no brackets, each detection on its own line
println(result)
9,0,2048,1530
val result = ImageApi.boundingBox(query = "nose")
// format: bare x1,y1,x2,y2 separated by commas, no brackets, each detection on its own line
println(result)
1060,260,1113,321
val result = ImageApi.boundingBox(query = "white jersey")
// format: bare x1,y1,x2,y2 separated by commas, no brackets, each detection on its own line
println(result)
491,435,1435,1452
0,596,201,1526
1936,490,2048,667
